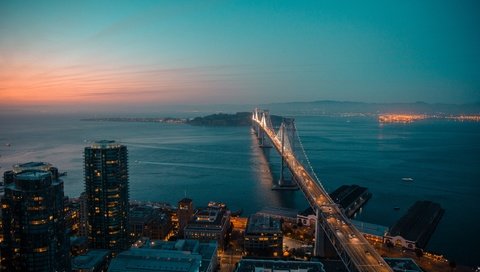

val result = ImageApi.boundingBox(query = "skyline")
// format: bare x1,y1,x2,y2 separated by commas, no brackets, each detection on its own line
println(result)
1,0,480,112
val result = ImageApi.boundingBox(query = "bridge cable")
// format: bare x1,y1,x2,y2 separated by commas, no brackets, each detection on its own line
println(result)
293,122,332,196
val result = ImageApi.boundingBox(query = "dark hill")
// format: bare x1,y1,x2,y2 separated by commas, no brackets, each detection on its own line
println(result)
188,112,283,127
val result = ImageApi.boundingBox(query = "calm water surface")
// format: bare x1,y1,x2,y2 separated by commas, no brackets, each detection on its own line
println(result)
0,113,479,265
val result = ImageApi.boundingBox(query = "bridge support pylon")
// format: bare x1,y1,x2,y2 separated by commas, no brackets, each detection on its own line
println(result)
256,127,271,148
272,125,297,190
314,209,337,258
272,156,297,190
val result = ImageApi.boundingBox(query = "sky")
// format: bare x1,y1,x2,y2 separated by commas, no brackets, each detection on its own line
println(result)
1,0,479,112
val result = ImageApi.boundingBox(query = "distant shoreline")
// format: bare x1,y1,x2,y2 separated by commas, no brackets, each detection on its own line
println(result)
81,111,480,127
81,112,284,127
80,117,187,124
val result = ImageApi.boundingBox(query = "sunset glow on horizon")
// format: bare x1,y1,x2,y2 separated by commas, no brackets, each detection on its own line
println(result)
1,61,231,105
1,0,479,111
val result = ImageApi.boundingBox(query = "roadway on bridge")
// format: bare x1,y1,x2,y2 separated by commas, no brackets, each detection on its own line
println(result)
253,112,392,272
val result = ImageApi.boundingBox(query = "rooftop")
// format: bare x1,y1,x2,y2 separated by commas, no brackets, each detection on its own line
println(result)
146,239,200,252
388,201,445,248
130,206,155,221
108,248,201,272
145,240,218,272
186,207,228,229
15,170,51,181
89,140,122,149
329,184,369,209
17,161,49,168
207,201,226,210
257,206,298,219
72,249,110,270
112,240,217,272
235,259,326,272
13,161,53,173
246,214,282,234
179,198,193,204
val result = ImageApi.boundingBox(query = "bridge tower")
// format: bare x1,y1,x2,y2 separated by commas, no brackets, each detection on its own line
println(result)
275,118,297,189
253,109,271,148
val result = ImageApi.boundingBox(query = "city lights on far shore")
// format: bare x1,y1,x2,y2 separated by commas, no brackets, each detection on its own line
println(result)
378,114,427,124
378,114,480,124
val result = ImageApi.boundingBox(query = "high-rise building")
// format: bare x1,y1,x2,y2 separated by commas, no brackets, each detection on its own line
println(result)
84,140,129,253
177,198,193,237
1,164,70,271
78,192,88,237
3,161,60,185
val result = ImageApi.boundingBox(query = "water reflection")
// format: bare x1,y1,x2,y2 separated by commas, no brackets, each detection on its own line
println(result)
249,129,308,212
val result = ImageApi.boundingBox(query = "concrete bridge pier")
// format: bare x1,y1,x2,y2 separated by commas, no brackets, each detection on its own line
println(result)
314,209,337,258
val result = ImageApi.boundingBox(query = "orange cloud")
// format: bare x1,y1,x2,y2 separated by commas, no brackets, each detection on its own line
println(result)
0,62,232,106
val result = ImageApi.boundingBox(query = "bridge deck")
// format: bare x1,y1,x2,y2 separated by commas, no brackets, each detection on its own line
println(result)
252,112,392,272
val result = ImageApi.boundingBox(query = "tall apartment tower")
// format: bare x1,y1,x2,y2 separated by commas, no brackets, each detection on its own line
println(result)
1,162,70,271
177,198,193,237
78,192,88,237
84,140,129,253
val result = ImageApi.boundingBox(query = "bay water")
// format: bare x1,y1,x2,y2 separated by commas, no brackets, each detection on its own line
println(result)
0,113,478,265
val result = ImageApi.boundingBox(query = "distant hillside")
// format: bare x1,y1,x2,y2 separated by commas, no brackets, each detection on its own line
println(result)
262,100,480,115
188,112,283,127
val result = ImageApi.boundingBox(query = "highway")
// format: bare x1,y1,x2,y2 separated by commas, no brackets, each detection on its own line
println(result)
253,111,393,272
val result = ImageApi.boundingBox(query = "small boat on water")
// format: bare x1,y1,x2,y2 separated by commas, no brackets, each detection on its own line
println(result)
59,172,68,177
394,207,400,210
402,177,414,182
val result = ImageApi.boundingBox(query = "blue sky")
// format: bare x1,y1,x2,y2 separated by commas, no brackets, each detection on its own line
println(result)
1,0,479,110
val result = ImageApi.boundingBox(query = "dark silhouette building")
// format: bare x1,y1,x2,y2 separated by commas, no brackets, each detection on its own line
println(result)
84,140,129,253
177,198,193,237
1,163,70,271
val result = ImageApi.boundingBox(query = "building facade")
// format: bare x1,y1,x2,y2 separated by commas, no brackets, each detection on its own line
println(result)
177,198,193,237
78,192,88,237
85,140,129,253
1,165,70,271
244,214,283,257
130,205,172,240
184,207,230,250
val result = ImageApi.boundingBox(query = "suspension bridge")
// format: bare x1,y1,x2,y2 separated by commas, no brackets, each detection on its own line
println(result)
252,108,392,272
